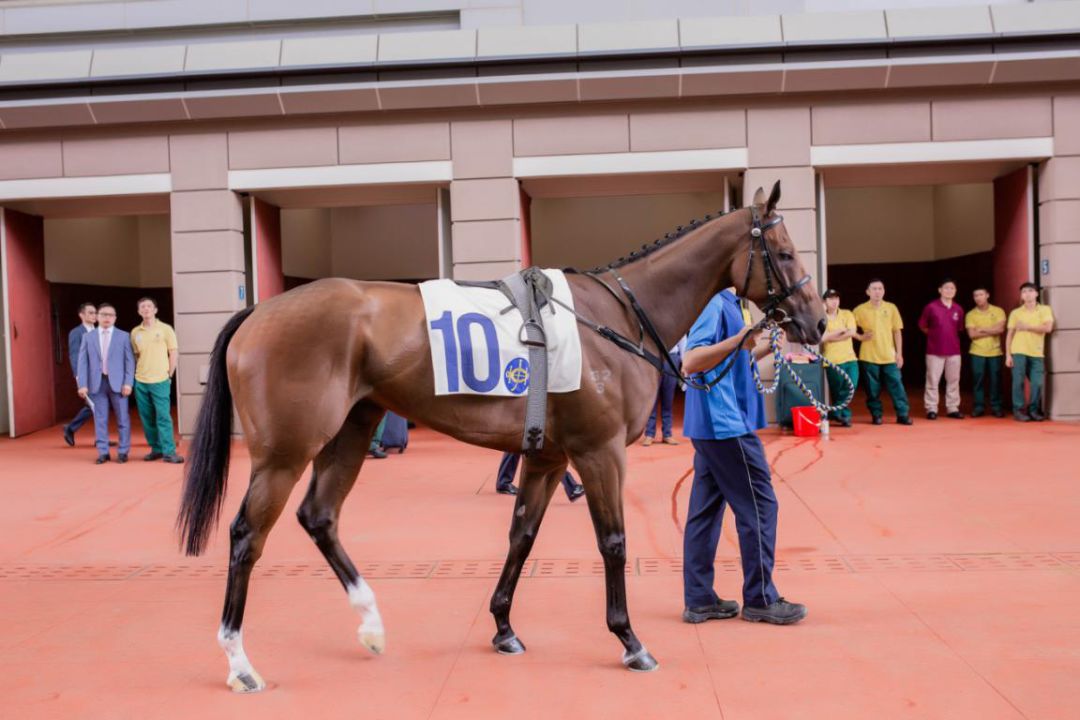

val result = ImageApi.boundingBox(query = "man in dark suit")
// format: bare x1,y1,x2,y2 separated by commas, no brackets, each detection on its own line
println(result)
76,303,135,464
62,303,97,447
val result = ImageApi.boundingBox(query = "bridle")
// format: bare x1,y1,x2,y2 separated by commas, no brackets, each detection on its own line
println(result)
553,207,812,392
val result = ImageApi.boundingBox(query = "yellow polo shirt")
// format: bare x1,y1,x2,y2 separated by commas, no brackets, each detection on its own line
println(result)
853,301,904,365
1007,304,1054,358
131,321,178,384
822,309,857,364
965,305,1005,358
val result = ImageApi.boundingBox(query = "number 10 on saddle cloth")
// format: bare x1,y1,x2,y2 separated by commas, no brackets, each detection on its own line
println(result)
418,269,583,397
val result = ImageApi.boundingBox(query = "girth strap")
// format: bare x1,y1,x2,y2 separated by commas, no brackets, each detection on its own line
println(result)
499,268,549,454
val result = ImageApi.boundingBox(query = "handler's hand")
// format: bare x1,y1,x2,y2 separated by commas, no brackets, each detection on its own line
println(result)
1005,354,1014,368
862,329,874,341
121,385,132,397
77,387,89,399
896,353,904,370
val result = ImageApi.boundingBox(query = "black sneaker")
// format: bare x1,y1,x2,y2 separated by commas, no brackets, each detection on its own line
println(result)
117,453,128,464
871,415,883,426
741,598,807,625
837,417,852,428
683,598,740,623
897,416,913,425
947,411,964,419
972,408,984,418
926,411,938,420
1014,411,1031,423
992,409,1005,418
496,484,517,496
367,447,387,459
95,454,111,465
162,453,185,464
144,452,163,462
1029,410,1047,422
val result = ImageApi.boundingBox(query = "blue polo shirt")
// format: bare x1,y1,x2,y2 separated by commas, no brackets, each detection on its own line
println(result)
683,291,767,440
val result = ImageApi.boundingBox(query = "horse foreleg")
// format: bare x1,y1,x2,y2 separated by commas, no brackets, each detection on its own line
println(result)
297,402,386,655
219,465,300,692
573,440,659,672
490,458,563,655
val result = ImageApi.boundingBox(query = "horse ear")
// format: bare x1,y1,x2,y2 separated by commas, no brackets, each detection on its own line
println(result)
766,180,781,215
751,186,765,206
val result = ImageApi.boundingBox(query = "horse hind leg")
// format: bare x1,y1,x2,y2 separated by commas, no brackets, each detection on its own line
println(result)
572,439,659,672
490,457,563,655
218,463,303,693
297,401,387,656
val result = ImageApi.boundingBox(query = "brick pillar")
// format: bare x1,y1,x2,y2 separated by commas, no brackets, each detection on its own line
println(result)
744,108,818,421
1039,95,1080,419
168,133,246,436
449,119,522,280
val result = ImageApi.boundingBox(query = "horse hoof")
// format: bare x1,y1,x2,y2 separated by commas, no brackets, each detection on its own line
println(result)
359,630,386,655
227,669,267,693
623,648,660,673
493,634,526,655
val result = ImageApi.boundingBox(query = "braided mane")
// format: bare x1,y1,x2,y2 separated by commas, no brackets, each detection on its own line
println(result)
588,208,733,273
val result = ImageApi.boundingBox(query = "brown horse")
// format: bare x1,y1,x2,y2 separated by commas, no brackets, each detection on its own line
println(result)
177,182,826,692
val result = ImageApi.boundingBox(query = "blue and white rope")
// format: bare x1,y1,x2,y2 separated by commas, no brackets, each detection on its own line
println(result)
751,324,855,415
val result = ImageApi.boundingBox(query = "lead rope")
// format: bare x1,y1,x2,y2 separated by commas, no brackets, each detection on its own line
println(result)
750,324,855,416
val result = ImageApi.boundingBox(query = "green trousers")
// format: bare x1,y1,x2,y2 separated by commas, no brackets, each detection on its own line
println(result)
826,360,859,422
970,355,1003,413
369,416,387,451
134,379,176,455
860,361,910,419
1011,354,1044,414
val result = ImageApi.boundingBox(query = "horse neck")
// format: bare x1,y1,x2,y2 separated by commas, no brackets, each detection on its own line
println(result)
614,211,749,351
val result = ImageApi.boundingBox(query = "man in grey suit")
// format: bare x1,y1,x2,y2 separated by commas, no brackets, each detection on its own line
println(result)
76,303,135,464
62,302,96,447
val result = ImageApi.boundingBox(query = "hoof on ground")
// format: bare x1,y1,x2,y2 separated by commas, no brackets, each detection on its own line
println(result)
359,630,386,655
493,634,526,655
623,649,659,673
227,670,266,693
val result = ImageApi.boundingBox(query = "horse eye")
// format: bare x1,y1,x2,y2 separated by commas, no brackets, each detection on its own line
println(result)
778,252,795,262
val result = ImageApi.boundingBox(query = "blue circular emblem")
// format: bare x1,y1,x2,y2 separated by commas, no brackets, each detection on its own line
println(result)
504,357,530,394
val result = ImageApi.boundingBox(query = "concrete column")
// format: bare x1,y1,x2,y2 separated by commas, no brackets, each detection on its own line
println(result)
744,108,818,422
449,119,522,281
1039,94,1080,419
169,133,246,435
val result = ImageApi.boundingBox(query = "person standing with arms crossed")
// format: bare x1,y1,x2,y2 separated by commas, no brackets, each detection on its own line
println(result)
965,286,1006,418
819,289,862,428
1006,282,1054,422
131,297,184,463
853,279,912,426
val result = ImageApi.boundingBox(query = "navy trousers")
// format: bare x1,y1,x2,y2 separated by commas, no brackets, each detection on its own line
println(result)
65,404,93,434
496,452,581,499
90,375,131,456
684,434,780,609
645,371,678,439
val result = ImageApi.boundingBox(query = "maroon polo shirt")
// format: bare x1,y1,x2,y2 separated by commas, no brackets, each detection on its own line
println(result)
918,299,965,356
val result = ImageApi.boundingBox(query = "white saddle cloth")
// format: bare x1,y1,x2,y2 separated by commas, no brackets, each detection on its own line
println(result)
418,269,583,397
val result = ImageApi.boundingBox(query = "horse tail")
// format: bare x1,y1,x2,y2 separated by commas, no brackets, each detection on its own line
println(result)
177,306,255,557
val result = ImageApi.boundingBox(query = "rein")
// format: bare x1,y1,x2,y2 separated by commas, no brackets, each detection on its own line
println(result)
551,208,847,412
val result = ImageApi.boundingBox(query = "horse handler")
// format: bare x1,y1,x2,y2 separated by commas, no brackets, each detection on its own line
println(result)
679,289,807,625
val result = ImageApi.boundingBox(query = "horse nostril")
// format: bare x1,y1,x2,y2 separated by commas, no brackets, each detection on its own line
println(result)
817,318,827,336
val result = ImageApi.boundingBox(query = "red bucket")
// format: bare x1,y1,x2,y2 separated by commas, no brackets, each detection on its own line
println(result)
791,406,821,437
